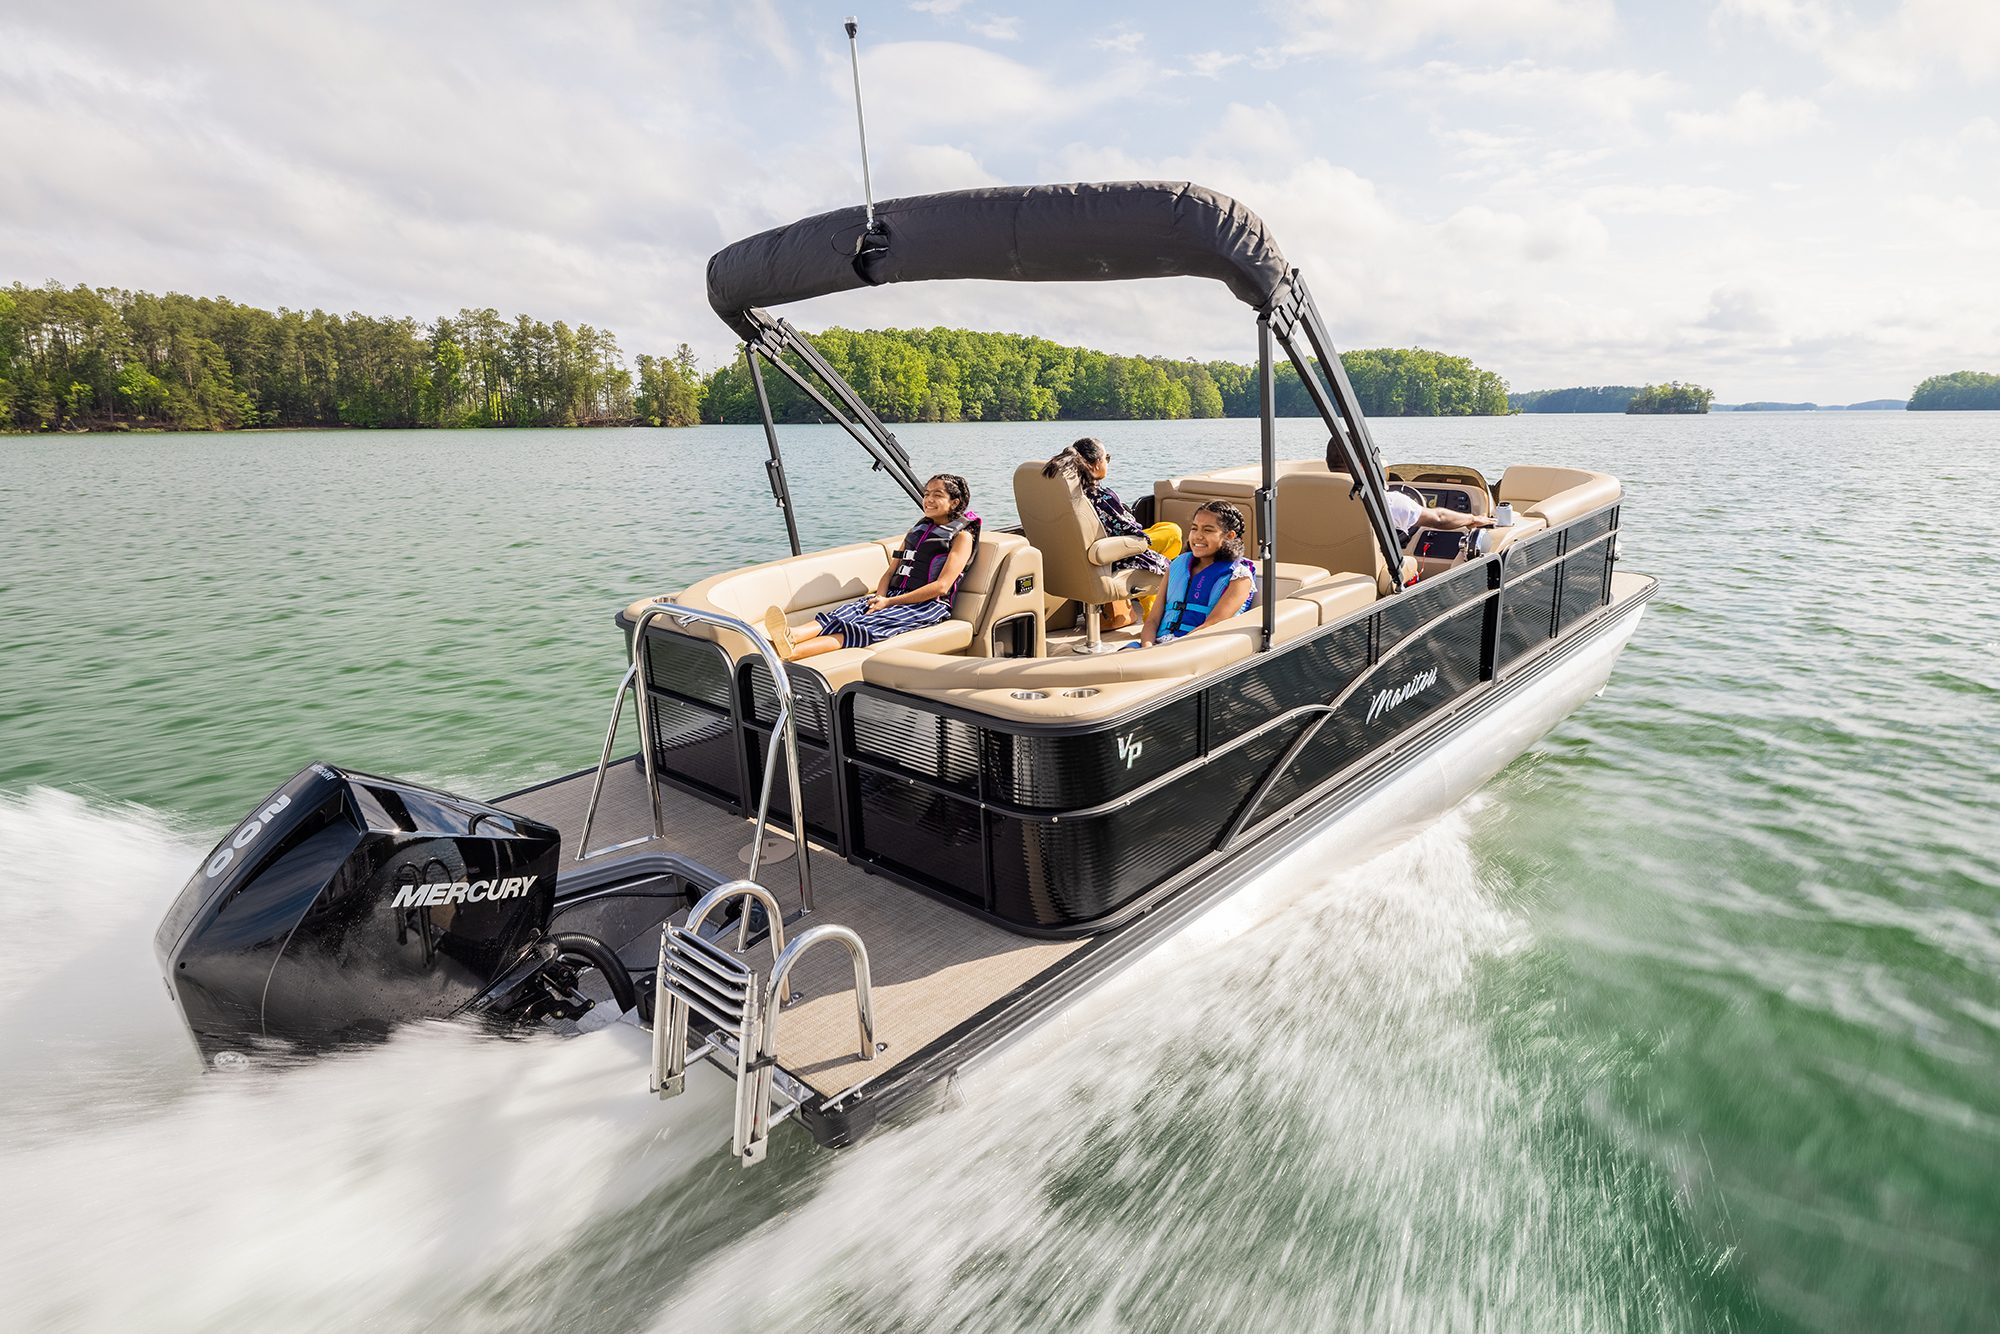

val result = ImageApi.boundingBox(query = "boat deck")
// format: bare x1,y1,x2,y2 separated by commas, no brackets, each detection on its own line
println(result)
502,761,1085,1099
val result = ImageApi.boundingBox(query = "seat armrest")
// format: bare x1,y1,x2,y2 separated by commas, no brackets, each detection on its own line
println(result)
890,619,975,656
1086,533,1150,565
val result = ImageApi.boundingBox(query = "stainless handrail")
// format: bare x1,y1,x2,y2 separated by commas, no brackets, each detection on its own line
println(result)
577,601,814,915
737,924,878,1161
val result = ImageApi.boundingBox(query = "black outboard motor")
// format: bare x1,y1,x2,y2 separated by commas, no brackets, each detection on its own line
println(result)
156,763,605,1067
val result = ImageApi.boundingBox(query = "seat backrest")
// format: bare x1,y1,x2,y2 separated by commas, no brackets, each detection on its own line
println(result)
1013,461,1123,605
1274,472,1399,593
949,530,1046,656
1495,466,1621,526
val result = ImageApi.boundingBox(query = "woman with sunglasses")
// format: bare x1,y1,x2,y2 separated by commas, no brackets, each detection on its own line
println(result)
1041,436,1180,628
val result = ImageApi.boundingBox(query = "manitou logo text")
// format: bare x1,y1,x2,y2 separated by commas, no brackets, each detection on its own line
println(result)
1365,666,1441,723
204,794,293,878
390,876,539,910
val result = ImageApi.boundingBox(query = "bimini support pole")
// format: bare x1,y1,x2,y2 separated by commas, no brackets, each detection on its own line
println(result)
1255,314,1279,653
746,347,802,556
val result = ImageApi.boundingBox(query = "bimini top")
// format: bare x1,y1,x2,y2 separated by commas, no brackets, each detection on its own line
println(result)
706,181,1289,340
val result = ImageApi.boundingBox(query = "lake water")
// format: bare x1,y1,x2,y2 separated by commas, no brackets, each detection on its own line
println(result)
1,413,1996,1332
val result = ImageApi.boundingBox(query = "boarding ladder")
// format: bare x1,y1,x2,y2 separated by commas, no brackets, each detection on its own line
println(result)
573,601,874,1164
651,883,876,1165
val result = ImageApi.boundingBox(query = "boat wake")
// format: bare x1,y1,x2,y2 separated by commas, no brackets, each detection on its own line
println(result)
0,788,725,1333
0,784,1696,1333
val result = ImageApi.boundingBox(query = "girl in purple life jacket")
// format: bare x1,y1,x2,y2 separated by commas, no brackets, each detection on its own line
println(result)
766,474,980,662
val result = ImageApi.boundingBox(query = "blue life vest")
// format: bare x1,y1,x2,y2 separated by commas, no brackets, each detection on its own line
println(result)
1157,554,1256,640
888,512,981,604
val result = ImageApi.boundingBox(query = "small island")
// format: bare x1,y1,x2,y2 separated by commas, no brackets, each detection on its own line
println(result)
1909,371,2000,411
1625,382,1715,414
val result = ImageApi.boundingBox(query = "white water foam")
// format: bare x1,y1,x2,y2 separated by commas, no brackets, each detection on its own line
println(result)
0,788,727,1333
652,805,1612,1334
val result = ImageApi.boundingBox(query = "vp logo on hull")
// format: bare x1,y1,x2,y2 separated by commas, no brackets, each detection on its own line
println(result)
1116,731,1144,770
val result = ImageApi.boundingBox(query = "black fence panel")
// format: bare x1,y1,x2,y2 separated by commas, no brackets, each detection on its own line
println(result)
745,732,842,845
988,724,1300,929
642,631,734,710
852,770,985,907
741,657,835,741
1499,565,1560,668
983,695,1199,809
1206,616,1371,740
850,693,983,793
647,694,742,804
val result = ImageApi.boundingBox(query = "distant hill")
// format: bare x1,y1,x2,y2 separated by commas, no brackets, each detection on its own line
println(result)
1714,399,1909,411
1508,385,1639,413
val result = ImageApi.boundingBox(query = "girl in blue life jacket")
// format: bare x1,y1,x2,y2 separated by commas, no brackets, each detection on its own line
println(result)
765,474,980,662
1138,500,1257,647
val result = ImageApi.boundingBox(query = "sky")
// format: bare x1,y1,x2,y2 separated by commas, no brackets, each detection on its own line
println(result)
3,0,1997,402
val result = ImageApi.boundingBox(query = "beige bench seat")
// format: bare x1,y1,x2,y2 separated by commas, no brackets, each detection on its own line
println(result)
624,530,1044,691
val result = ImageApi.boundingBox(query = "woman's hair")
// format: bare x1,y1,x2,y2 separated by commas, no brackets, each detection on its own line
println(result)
924,473,971,519
1191,500,1247,562
1041,436,1107,490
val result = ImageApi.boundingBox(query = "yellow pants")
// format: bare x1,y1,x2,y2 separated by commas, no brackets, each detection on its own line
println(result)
1133,522,1183,617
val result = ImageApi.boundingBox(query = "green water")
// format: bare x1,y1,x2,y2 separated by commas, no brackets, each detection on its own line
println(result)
1,414,1996,1331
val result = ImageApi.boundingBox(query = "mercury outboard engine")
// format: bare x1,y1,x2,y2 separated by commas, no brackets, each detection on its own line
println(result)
156,763,628,1067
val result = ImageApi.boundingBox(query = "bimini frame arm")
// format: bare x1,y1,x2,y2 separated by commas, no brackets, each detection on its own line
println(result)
1264,272,1405,593
742,313,927,506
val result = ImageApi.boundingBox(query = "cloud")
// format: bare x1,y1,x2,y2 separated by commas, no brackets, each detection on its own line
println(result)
1717,0,2000,89
1396,60,1683,122
909,0,971,13
1702,286,1779,332
968,16,1020,40
1094,25,1146,54
1582,184,1740,215
852,41,1147,130
1668,90,1821,142
1269,0,1615,59
1186,51,1246,78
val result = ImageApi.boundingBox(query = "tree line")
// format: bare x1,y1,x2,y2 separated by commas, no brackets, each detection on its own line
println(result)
1,281,1511,433
701,328,1511,423
1509,385,1641,413
0,282,705,432
1908,371,2000,410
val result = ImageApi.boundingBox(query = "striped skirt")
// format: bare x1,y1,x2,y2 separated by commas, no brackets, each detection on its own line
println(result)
815,596,953,648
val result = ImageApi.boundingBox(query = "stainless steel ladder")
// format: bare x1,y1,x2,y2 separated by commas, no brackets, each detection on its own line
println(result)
653,881,877,1165
575,601,813,912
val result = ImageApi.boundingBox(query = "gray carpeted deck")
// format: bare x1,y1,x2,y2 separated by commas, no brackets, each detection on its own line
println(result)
503,759,1084,1098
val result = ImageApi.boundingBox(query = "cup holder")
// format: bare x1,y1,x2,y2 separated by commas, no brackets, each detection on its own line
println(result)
1061,688,1100,698
1009,690,1048,701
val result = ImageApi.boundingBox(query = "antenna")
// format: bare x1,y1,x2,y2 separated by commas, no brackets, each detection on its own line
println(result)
843,17,876,229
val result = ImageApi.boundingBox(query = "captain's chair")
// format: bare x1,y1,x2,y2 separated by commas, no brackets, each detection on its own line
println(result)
1013,461,1163,654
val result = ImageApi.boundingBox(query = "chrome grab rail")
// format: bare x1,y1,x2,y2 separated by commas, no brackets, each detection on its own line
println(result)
575,601,814,917
738,924,878,1165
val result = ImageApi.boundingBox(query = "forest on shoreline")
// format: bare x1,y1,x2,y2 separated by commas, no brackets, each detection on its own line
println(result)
9,281,1980,434
0,281,1506,434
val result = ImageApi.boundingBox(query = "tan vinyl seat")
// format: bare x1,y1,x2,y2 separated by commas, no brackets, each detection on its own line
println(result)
626,530,1043,691
1272,471,1413,596
1152,459,1328,556
1013,461,1162,653
1496,466,1622,526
